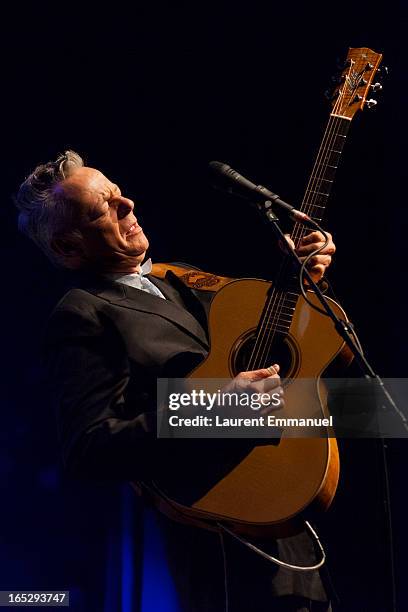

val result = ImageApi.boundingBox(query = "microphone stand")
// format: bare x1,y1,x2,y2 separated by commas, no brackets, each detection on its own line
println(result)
255,198,401,612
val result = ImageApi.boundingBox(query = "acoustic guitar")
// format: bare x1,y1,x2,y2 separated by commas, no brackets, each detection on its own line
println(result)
148,47,384,537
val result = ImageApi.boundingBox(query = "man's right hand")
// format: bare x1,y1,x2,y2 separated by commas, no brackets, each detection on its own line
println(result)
224,364,283,416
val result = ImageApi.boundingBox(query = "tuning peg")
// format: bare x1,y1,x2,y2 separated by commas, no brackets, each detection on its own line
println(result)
377,66,389,78
371,82,383,92
366,99,378,109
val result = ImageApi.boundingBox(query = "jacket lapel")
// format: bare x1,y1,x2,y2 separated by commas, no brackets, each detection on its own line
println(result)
80,276,209,349
156,271,210,338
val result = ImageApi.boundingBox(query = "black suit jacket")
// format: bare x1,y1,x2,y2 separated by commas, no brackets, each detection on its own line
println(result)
44,272,212,481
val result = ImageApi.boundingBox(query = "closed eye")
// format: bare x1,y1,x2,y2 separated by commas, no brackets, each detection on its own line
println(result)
89,203,110,222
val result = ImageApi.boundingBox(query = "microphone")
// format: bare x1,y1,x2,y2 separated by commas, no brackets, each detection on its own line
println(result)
209,161,312,223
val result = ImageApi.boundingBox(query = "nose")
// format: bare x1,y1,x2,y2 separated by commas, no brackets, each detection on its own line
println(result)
116,196,134,220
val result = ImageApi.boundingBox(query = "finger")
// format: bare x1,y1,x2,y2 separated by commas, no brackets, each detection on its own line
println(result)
267,363,280,375
262,376,282,392
237,365,280,381
248,373,282,395
304,254,332,268
260,386,285,415
300,231,332,245
307,264,326,282
296,241,335,256
260,398,285,415
297,241,325,256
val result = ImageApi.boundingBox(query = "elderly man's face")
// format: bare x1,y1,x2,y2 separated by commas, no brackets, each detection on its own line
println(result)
59,167,149,273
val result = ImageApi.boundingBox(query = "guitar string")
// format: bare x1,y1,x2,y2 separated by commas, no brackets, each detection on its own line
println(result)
297,71,350,221
252,116,343,370
276,89,349,315
247,110,344,371
249,75,351,371
291,53,368,242
261,115,348,363
246,113,342,371
250,53,372,371
255,85,351,367
291,84,348,243
247,70,352,371
249,100,346,369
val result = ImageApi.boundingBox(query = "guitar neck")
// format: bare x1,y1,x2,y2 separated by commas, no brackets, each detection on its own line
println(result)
291,115,351,248
252,114,352,352
248,47,383,371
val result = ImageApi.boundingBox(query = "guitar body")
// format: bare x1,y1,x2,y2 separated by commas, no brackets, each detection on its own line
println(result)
152,279,347,536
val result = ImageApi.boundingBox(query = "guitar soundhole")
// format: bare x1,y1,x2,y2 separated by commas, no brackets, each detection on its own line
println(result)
230,330,300,378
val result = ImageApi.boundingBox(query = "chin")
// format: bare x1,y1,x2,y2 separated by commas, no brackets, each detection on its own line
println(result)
128,233,149,254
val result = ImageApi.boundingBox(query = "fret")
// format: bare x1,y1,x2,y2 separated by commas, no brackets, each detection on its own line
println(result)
309,177,333,183
266,323,291,333
321,165,337,181
303,194,329,207
272,304,294,315
308,184,333,196
270,314,293,323
260,322,291,332
332,135,347,150
309,190,330,196
304,193,329,202
267,301,298,312
255,289,300,335
324,152,341,166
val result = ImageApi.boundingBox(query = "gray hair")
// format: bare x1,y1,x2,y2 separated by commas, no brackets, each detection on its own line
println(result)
15,150,85,268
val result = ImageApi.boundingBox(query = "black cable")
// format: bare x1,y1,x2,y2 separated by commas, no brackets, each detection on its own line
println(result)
297,220,331,316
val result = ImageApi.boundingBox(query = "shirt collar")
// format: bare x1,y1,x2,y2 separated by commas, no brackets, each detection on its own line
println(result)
140,258,152,275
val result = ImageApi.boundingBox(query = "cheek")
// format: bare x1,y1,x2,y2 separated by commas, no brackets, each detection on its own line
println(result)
82,227,121,252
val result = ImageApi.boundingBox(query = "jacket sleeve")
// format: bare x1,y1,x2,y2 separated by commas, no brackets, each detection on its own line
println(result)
44,303,157,481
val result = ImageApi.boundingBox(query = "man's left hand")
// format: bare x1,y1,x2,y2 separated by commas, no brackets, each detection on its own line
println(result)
284,230,336,283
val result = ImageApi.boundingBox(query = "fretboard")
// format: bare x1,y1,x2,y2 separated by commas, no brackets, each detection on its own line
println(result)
248,115,351,370
291,115,350,247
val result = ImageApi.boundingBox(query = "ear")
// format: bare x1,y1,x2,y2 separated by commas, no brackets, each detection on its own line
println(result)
51,232,84,269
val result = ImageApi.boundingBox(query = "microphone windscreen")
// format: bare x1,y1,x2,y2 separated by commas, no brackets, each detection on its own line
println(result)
209,161,231,176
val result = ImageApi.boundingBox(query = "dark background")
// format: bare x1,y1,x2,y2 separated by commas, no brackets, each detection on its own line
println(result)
1,1,406,611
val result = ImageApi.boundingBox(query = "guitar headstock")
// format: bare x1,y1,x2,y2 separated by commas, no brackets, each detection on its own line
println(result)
330,47,383,120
